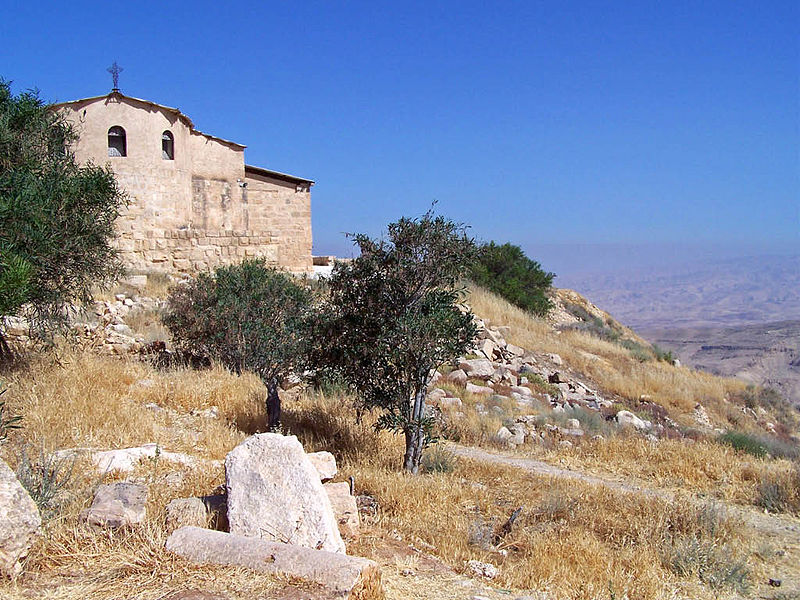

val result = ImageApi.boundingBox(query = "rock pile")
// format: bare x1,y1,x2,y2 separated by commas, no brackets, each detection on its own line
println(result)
426,319,620,447
162,433,380,598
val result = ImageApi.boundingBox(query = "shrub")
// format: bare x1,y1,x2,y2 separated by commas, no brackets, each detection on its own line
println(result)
164,259,312,429
421,444,457,474
470,242,554,317
718,430,799,460
652,344,675,363
15,446,76,521
0,386,22,443
0,80,125,359
663,536,749,592
756,466,800,514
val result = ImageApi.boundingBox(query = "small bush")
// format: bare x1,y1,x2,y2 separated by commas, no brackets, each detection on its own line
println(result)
718,431,768,457
756,467,800,514
663,536,749,592
718,431,799,460
164,259,313,429
15,446,76,520
421,444,457,474
524,373,561,397
652,345,675,363
0,387,22,443
467,512,496,550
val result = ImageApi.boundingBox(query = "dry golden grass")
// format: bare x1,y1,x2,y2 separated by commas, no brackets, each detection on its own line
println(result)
522,435,798,505
0,351,261,461
286,391,760,600
0,339,792,599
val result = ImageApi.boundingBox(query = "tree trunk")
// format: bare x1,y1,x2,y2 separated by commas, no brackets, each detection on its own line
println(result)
402,386,427,473
266,379,281,430
0,332,13,366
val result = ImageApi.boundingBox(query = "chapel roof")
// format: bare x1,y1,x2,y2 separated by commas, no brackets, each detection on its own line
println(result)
52,91,246,150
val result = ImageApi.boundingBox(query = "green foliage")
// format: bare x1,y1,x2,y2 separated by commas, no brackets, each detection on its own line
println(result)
0,387,22,443
564,302,622,342
0,80,125,346
470,241,554,317
652,344,675,363
315,211,477,472
164,259,312,427
15,446,76,521
718,430,798,460
718,431,768,457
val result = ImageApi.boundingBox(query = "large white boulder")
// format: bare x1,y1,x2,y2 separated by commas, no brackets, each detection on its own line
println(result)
458,359,495,379
615,410,651,431
0,459,41,577
225,433,345,553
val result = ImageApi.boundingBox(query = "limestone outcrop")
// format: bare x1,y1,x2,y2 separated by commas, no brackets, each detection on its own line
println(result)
0,459,41,577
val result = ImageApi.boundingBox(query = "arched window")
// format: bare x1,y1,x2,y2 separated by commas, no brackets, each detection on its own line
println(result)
162,130,174,160
107,126,127,157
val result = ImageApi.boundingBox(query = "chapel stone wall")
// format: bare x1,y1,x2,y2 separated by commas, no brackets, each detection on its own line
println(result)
57,93,312,275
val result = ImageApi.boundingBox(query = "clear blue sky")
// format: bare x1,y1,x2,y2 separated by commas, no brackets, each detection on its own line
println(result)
2,0,798,275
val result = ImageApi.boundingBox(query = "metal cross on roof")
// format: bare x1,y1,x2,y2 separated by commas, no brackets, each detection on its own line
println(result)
107,61,123,91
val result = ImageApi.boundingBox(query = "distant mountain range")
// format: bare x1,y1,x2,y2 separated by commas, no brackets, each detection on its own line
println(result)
558,253,800,329
558,253,800,404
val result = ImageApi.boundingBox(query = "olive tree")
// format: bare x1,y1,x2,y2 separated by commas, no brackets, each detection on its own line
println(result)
317,212,477,473
164,259,312,429
0,80,125,358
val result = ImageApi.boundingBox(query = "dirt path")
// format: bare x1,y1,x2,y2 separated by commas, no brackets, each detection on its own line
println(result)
449,443,800,597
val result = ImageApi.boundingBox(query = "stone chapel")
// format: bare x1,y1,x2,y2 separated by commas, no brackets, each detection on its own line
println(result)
54,87,314,275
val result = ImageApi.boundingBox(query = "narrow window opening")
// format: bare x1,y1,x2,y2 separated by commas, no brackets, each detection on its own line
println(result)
162,130,174,160
107,126,127,157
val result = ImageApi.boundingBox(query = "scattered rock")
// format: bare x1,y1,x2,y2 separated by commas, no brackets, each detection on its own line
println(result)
477,339,498,360
459,359,495,379
506,343,525,357
81,482,148,528
324,482,360,540
225,433,345,553
566,418,580,430
307,451,338,482
466,382,494,395
495,427,513,443
466,559,498,579
615,410,651,431
693,403,713,429
427,388,448,403
0,459,41,578
165,497,208,532
165,527,384,599
88,444,196,473
446,369,468,386
549,353,563,366
441,396,463,408
510,385,532,397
